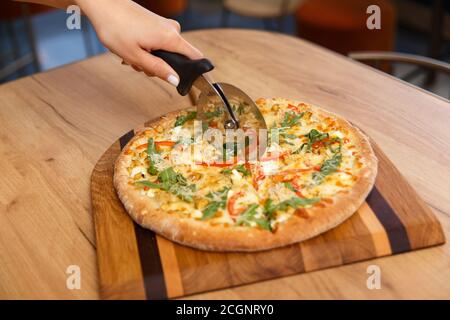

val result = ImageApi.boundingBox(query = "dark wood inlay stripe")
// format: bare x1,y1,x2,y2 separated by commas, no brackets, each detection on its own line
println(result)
119,130,135,150
134,225,168,300
119,130,168,300
366,187,411,253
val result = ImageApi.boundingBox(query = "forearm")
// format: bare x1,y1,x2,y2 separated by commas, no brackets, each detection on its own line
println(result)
13,0,76,9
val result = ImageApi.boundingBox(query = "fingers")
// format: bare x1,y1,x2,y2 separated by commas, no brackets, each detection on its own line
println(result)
161,21,203,60
165,35,204,60
135,50,180,86
167,19,181,34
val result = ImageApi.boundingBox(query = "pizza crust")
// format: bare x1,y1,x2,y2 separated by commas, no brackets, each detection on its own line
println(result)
114,103,378,252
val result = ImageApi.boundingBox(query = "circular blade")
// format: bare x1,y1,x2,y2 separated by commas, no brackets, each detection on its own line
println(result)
217,83,268,131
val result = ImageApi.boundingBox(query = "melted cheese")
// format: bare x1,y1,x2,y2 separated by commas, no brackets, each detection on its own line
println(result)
124,98,367,230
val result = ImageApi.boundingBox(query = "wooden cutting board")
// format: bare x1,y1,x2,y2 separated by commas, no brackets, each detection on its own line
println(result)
91,119,445,300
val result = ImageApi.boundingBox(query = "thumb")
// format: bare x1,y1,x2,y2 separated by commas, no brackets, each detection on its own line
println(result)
136,49,180,87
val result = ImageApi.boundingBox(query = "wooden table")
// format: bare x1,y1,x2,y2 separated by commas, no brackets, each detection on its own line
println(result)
0,29,449,299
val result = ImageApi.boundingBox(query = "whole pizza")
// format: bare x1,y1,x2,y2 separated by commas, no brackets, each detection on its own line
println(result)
114,98,378,252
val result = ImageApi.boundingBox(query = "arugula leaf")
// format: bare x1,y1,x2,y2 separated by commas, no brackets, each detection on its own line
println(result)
143,167,196,202
235,204,272,231
147,138,159,175
294,129,329,153
283,181,295,192
174,111,197,127
312,153,342,184
204,108,222,119
202,187,230,220
237,103,245,115
236,204,260,226
231,103,246,115
264,196,320,216
135,180,161,189
221,164,251,176
202,202,222,220
281,111,304,127
326,137,342,153
254,218,272,231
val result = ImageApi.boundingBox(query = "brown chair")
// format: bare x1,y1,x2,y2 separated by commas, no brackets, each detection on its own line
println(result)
0,2,51,79
145,0,187,17
349,51,450,98
222,0,305,31
296,0,396,55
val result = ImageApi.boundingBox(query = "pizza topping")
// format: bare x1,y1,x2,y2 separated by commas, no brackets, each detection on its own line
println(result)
280,110,303,127
264,197,319,216
236,204,271,231
136,167,196,202
174,111,197,127
221,164,251,176
124,98,368,230
227,191,245,217
201,187,230,220
312,152,342,184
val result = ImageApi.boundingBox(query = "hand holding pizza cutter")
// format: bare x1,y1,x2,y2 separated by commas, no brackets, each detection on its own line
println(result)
152,50,268,133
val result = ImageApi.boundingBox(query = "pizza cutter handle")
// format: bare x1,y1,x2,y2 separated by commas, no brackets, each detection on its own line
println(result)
152,50,214,96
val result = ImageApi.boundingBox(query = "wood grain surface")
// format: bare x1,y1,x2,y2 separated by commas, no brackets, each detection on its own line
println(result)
0,29,449,299
92,126,444,299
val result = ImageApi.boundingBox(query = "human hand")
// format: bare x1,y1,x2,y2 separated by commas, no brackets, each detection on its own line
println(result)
75,0,203,86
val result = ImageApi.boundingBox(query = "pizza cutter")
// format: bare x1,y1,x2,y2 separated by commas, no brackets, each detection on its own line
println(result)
152,50,267,132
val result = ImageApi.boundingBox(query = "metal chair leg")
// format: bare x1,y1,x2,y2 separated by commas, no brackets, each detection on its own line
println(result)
20,3,40,73
221,7,230,27
5,21,24,76
424,0,444,87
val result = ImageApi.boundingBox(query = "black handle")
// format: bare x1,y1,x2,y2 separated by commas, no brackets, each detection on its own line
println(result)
152,50,214,96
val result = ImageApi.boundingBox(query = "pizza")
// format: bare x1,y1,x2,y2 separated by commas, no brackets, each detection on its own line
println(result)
114,98,378,252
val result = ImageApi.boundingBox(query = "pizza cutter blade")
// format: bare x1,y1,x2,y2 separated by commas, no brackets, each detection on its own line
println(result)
152,50,268,154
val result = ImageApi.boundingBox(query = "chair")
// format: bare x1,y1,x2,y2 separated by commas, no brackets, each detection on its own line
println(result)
144,0,188,17
0,2,50,80
349,51,450,98
296,0,396,55
222,0,305,31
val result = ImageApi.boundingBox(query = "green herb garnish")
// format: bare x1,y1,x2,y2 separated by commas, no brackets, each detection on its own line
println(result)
147,138,159,175
135,180,161,189
202,187,230,220
136,167,196,202
264,196,320,217
281,111,304,127
294,129,329,153
221,164,251,176
204,108,222,119
174,111,197,127
312,153,342,184
236,204,271,230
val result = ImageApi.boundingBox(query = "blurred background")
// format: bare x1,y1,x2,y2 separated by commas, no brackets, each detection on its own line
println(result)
0,0,449,98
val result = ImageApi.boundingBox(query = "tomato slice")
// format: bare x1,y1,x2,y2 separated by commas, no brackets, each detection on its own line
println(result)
136,140,175,151
287,104,300,113
291,180,305,198
227,192,244,217
155,141,176,147
272,166,320,183
196,160,236,167
136,143,148,150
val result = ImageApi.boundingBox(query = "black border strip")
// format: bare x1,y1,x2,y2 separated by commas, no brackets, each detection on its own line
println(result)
119,130,135,149
119,130,168,300
366,187,411,253
134,224,168,300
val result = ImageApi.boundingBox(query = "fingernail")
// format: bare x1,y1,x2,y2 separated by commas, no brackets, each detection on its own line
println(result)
167,74,179,87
